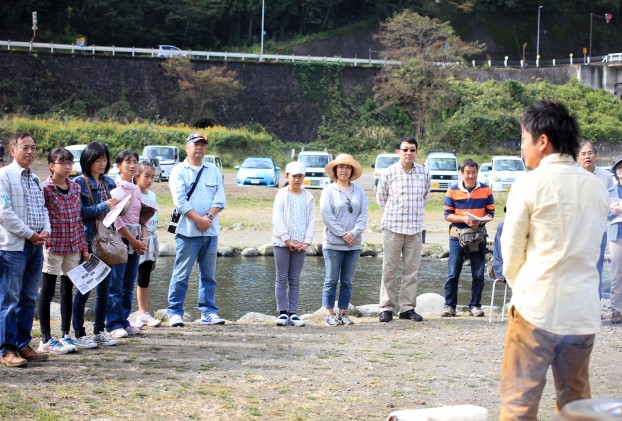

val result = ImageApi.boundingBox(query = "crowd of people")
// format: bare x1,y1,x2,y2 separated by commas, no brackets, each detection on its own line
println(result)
0,100,619,419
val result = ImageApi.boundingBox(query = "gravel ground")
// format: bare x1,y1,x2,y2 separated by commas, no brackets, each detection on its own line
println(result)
2,159,618,420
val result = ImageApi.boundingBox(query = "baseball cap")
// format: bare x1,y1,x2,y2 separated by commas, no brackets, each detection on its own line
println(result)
186,132,208,144
285,161,306,175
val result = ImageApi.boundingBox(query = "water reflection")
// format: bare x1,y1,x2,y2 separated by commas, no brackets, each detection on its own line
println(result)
143,255,496,321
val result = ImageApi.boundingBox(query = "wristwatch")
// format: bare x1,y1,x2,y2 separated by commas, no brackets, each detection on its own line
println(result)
207,214,214,221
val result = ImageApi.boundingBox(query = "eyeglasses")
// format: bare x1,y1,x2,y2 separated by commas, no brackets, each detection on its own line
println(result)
346,198,353,213
579,151,595,157
53,161,73,167
400,148,417,153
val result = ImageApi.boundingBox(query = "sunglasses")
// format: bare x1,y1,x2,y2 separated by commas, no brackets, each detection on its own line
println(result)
346,198,353,213
400,148,417,153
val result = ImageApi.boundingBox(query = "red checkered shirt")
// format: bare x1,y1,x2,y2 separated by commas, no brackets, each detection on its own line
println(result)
42,176,88,255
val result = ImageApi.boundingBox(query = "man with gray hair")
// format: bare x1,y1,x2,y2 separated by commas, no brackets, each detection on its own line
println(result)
578,141,612,296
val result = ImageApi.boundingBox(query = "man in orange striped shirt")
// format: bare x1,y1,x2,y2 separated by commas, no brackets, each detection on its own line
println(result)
441,159,495,317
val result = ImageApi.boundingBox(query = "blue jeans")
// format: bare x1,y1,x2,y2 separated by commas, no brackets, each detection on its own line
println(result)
0,242,43,355
322,249,361,310
597,231,607,298
444,236,486,309
167,234,219,317
106,251,140,331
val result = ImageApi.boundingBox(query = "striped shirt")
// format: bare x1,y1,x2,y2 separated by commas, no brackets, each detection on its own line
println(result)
443,181,495,237
21,168,47,232
376,161,431,235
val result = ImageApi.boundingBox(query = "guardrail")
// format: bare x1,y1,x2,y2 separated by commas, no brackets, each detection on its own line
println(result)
0,40,400,67
0,40,617,69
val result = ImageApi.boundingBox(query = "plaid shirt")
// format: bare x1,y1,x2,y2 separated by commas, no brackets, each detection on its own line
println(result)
21,168,47,232
376,161,431,235
42,176,88,255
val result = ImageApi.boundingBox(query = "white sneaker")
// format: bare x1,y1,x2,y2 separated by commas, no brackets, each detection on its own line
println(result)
74,336,98,349
138,312,161,327
288,314,306,327
109,328,129,339
129,315,145,328
200,313,225,325
168,314,185,327
275,314,289,326
124,325,141,336
92,331,117,346
38,338,69,354
60,335,79,353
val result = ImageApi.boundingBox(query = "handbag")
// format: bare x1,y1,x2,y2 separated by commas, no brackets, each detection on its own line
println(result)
168,165,205,233
83,175,128,265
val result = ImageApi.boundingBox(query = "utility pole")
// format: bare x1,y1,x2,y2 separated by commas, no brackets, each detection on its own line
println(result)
589,12,613,58
536,6,543,61
260,0,265,62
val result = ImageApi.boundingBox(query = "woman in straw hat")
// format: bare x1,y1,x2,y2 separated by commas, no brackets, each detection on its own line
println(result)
320,154,368,326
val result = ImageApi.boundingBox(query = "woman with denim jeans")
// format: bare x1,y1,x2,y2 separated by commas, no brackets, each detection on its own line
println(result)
320,154,368,326
106,151,148,338
272,161,315,327
72,142,120,348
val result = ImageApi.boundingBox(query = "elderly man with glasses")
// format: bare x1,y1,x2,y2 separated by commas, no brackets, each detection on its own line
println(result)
376,137,431,323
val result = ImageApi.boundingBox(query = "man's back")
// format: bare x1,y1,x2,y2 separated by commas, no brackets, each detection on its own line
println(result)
502,154,608,335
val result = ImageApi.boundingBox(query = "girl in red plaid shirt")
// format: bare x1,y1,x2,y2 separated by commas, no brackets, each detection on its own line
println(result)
38,148,89,355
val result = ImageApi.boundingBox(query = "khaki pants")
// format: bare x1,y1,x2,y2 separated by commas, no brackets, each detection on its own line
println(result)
379,229,422,313
499,307,594,421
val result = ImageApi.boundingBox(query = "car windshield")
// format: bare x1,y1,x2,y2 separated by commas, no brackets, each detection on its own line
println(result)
376,156,399,169
494,159,525,171
481,164,491,172
242,159,273,169
145,147,175,160
68,150,83,162
299,155,330,168
203,157,215,164
427,158,456,171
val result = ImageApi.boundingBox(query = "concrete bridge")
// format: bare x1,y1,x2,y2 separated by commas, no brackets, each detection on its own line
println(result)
579,54,622,98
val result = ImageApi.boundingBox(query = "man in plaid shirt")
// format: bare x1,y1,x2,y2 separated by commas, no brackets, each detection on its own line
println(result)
376,137,431,323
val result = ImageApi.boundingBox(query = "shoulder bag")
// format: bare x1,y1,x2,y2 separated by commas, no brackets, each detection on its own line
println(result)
83,175,128,265
168,165,205,234
455,225,487,254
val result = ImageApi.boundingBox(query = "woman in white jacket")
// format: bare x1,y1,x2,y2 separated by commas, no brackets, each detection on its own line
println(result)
272,161,315,327
320,154,368,326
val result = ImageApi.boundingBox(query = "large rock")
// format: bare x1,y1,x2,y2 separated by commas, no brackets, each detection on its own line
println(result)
305,245,320,256
356,304,382,317
241,247,259,257
159,241,176,256
360,244,377,257
258,244,274,256
218,246,236,257
414,293,445,315
237,312,276,323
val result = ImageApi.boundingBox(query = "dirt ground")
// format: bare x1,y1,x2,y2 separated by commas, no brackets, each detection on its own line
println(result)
2,159,619,420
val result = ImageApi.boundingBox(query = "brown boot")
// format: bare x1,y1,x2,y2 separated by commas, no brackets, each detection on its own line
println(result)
18,345,49,362
612,311,622,325
1,350,28,367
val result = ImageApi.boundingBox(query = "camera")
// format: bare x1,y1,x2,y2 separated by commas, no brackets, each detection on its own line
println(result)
168,209,181,234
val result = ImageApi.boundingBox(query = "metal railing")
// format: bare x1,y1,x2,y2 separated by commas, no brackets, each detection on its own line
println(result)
1,40,618,69
0,40,400,67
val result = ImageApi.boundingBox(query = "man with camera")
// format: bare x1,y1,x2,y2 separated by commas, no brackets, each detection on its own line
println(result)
166,132,226,328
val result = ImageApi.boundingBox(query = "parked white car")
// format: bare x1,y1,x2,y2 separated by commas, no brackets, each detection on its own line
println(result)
490,155,526,191
478,162,492,185
424,152,459,192
65,144,88,178
372,153,399,191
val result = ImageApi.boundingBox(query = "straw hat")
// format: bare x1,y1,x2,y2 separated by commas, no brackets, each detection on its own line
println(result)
325,154,363,181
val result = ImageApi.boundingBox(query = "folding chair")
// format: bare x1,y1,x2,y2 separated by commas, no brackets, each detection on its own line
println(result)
489,278,509,323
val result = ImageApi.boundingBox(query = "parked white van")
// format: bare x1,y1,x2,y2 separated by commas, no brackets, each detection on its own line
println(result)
372,153,399,191
490,155,526,191
424,152,459,192
297,150,333,189
142,145,180,181
66,144,88,178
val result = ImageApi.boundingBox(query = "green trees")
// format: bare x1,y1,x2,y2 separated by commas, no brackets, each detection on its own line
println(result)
374,10,485,141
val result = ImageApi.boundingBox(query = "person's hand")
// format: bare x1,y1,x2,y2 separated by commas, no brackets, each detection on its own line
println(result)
342,232,355,247
195,216,211,232
612,205,622,215
82,251,90,262
464,216,481,227
106,198,119,209
298,243,309,251
285,240,298,252
29,231,46,246
132,239,148,255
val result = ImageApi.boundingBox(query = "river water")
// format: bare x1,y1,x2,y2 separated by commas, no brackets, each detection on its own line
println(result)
134,255,499,321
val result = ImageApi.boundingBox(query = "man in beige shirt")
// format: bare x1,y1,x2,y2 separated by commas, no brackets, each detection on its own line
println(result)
499,101,609,420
